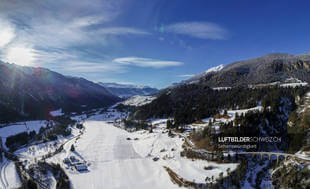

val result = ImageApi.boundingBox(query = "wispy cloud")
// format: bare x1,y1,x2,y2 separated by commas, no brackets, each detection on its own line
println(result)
113,57,183,68
177,74,194,77
165,22,227,40
0,0,150,68
61,61,127,73
97,27,150,36
0,18,15,48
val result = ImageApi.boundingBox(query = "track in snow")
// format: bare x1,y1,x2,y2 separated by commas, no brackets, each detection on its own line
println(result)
0,160,9,189
3,160,9,188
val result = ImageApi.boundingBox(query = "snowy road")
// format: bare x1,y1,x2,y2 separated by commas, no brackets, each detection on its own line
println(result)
60,119,179,189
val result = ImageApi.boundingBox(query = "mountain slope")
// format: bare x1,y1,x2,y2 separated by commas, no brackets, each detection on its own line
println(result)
133,52,310,124
0,61,120,123
98,82,158,98
195,53,310,87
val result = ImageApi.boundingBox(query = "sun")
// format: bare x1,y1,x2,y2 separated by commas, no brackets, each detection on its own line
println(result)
4,46,36,66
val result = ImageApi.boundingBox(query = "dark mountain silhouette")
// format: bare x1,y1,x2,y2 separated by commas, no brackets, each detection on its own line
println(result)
0,61,120,123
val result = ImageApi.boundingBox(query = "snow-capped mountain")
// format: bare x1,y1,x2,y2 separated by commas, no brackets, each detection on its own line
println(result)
205,64,224,74
99,82,158,98
168,53,310,90
168,64,225,88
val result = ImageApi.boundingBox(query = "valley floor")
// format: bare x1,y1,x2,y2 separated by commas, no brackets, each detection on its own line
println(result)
46,111,237,189
49,114,179,189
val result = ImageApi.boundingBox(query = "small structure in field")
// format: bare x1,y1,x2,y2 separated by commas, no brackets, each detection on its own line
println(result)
63,158,70,164
75,163,88,172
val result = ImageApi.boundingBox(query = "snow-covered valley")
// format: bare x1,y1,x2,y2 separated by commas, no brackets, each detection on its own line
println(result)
0,93,309,189
45,111,237,189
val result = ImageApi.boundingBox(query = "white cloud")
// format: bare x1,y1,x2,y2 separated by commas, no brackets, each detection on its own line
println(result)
62,61,127,73
0,0,150,68
0,18,15,48
113,57,183,68
165,22,227,40
97,27,150,36
177,74,194,77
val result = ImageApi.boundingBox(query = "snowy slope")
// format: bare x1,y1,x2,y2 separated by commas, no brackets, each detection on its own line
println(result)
0,120,48,148
121,95,156,106
131,120,238,184
173,64,225,86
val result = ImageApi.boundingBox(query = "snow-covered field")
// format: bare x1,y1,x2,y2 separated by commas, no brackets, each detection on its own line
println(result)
0,156,22,189
0,120,48,189
121,95,156,106
48,116,178,189
50,109,64,117
0,121,47,139
0,120,48,148
45,111,238,189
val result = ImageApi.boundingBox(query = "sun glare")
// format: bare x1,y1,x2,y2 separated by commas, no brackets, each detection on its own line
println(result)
4,46,36,66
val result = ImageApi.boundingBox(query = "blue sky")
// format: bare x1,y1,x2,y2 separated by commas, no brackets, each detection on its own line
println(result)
1,0,310,88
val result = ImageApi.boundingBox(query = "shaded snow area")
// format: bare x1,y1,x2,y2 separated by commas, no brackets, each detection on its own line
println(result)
298,91,310,114
295,150,310,161
0,155,22,189
203,106,263,124
49,109,64,117
0,120,49,148
212,87,232,91
280,82,308,87
242,159,273,189
201,106,263,133
247,77,308,89
121,95,156,106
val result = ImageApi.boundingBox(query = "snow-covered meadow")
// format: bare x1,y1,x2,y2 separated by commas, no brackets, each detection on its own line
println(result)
0,120,48,149
45,110,238,189
0,156,22,189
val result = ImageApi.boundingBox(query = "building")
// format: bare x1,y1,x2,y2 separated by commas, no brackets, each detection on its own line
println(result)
63,158,70,164
75,163,87,171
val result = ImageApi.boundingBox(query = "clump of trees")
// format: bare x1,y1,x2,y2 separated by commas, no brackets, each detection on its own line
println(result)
123,119,150,131
76,123,84,129
6,131,36,151
70,145,75,152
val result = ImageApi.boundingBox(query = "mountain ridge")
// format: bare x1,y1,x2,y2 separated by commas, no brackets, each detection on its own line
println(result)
0,61,120,123
99,82,158,98
172,52,310,88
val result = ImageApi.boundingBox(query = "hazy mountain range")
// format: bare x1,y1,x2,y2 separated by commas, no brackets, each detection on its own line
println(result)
98,82,158,98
